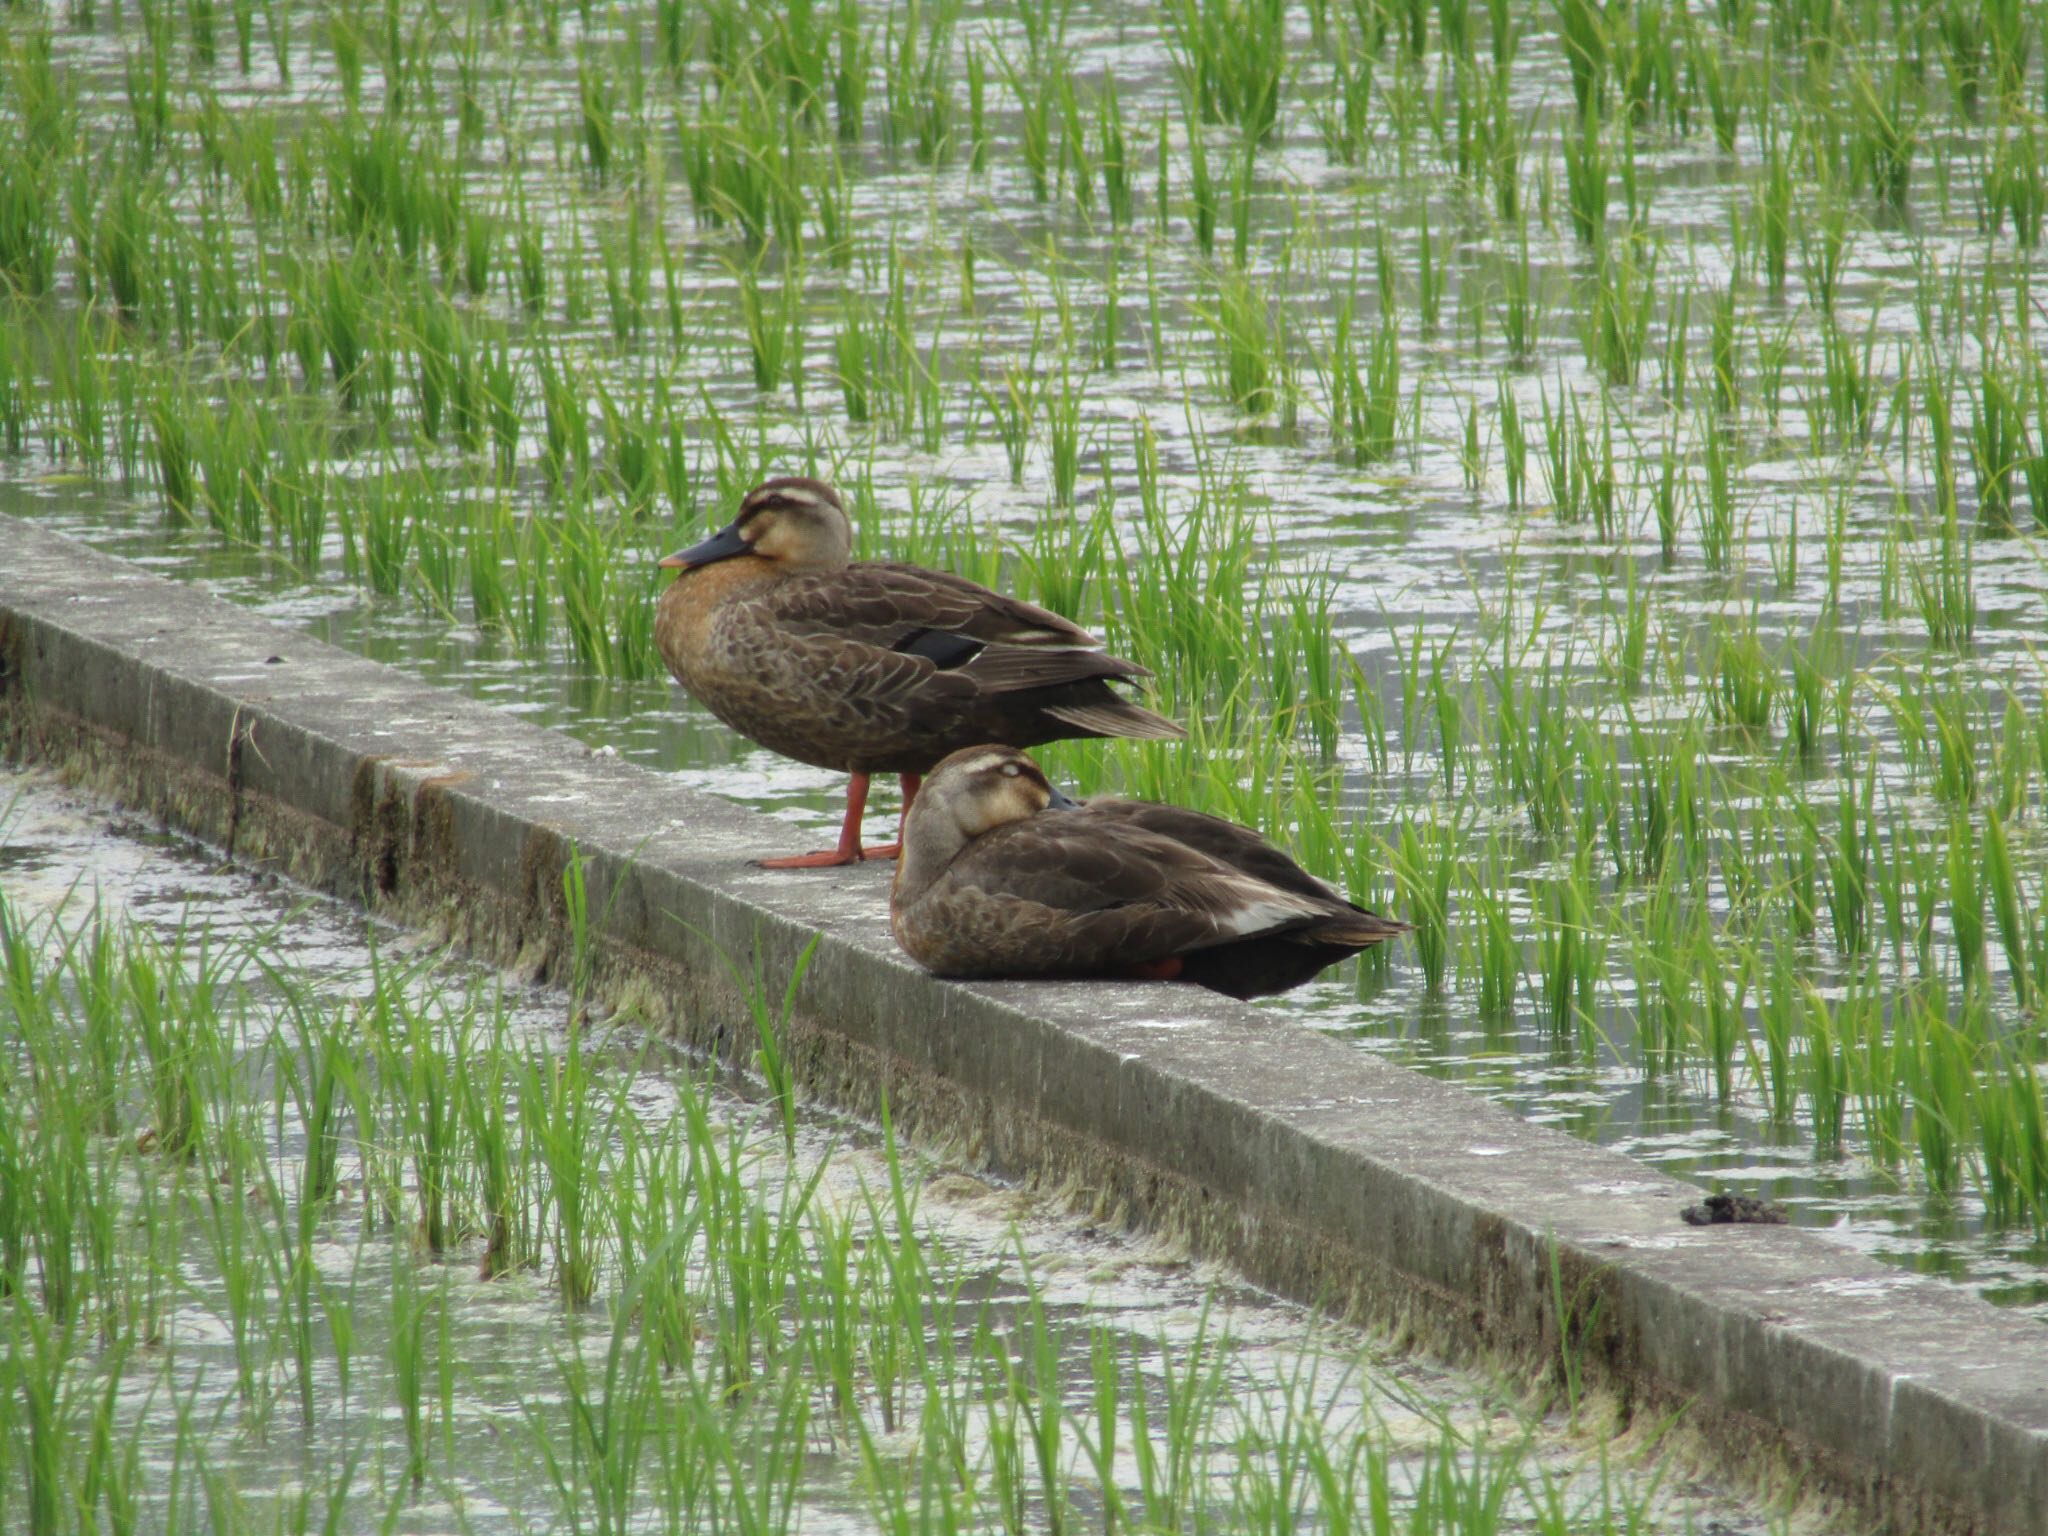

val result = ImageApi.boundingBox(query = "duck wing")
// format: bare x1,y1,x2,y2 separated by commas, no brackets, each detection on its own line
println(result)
754,565,1156,706
767,563,1112,653
1076,799,1348,903
959,812,1340,969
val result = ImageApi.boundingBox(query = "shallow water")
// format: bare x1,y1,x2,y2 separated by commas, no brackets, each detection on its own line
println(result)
5,0,2048,1317
0,762,1786,1533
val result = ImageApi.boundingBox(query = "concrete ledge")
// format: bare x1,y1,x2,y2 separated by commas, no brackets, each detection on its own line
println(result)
1,512,2043,1535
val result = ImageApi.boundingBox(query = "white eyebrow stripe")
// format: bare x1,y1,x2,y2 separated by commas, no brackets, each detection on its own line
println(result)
958,751,1015,778
766,484,830,513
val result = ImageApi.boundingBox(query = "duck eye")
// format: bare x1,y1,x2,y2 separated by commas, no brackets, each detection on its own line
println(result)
1000,763,1020,777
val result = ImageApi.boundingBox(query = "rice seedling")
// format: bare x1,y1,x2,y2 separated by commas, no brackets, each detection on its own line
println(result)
1098,77,1134,226
1912,492,1977,650
736,253,806,394
1906,988,1978,1194
1851,60,1921,212
1496,226,1541,365
1692,30,1749,153
1056,72,1100,221
1490,647,1579,838
1811,312,1879,446
830,0,872,138
1947,812,1990,994
1600,560,1650,695
599,209,653,345
1797,980,1850,1156
1228,135,1258,268
880,0,960,165
1833,971,1903,1170
1390,813,1457,991
1044,362,1085,505
37,302,101,463
1211,265,1279,416
1990,691,2032,820
1659,284,1691,410
578,49,619,183
596,385,661,515
1328,296,1401,463
124,23,174,165
1464,844,1524,1019
1478,75,1527,226
1536,384,1611,528
1968,347,2030,527
1498,377,1527,504
1976,1037,2048,1231
0,313,34,460
1534,852,1600,1051
1696,421,1738,571
1989,120,2045,248
1938,0,1989,113
1461,396,1484,490
538,1313,657,1530
1171,113,1219,260
998,49,1057,204
1164,0,1290,140
977,333,1042,486
523,1022,612,1309
1929,682,1981,808
1317,21,1375,165
1555,0,1610,120
1709,611,1775,732
1562,108,1607,244
387,1252,436,1485
1875,811,1941,978
1588,399,1619,536
1583,226,1657,386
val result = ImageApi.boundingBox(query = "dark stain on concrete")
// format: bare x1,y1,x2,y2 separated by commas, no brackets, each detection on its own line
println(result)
347,756,404,900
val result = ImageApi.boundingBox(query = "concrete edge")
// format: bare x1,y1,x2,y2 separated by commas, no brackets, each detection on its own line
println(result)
1,513,2043,1536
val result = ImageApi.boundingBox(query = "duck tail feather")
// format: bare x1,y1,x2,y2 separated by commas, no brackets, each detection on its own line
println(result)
1316,912,1412,948
1043,701,1187,741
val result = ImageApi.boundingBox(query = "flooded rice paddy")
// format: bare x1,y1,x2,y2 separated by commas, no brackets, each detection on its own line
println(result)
0,762,1787,1532
2,0,2048,1400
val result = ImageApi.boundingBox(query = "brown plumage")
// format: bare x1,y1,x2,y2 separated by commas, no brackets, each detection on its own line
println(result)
891,746,1409,998
654,477,1183,868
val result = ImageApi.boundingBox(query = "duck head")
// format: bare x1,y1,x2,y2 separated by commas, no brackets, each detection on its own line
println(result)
658,477,852,574
897,745,1078,893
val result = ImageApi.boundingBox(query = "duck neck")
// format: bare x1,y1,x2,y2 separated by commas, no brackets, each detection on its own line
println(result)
893,811,971,905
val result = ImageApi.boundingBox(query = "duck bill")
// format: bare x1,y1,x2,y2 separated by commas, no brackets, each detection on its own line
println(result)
1043,784,1081,811
657,520,750,570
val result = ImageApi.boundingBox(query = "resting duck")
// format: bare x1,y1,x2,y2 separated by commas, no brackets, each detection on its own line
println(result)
655,478,1182,867
891,745,1409,997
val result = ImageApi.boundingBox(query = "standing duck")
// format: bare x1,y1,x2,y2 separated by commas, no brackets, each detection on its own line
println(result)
891,745,1409,997
655,478,1183,867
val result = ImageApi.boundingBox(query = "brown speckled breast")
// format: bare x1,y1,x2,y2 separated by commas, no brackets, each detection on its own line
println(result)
656,563,845,769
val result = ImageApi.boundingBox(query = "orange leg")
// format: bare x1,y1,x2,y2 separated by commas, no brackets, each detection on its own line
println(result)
859,772,921,861
755,773,876,869
753,773,924,868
